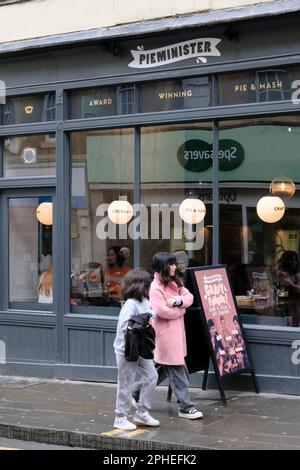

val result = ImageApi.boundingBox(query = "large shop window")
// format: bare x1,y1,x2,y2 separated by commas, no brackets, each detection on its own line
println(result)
70,129,134,311
140,123,213,274
219,115,300,328
9,196,53,310
3,134,56,177
70,125,214,312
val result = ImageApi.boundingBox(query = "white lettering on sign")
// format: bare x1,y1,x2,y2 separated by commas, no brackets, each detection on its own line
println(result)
234,81,283,92
183,147,238,161
204,274,223,284
128,38,221,69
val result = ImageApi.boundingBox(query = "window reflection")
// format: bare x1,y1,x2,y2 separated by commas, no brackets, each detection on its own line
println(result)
68,77,211,118
139,77,211,112
70,129,134,310
3,93,55,125
220,116,300,327
9,197,53,310
140,123,213,273
218,66,300,105
3,134,56,177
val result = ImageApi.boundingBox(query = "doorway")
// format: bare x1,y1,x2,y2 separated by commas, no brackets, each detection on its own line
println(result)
1,189,55,311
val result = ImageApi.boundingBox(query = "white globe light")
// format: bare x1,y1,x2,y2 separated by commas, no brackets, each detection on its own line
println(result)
36,202,53,225
108,200,133,224
256,196,285,223
179,198,206,224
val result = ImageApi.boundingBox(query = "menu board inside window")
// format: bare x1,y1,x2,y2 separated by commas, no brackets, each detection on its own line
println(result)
2,93,55,125
218,66,300,105
139,77,212,113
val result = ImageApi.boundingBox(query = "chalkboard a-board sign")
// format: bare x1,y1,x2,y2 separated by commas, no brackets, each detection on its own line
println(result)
187,265,259,405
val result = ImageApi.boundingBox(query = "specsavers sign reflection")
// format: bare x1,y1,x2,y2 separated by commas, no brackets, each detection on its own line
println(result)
177,139,245,172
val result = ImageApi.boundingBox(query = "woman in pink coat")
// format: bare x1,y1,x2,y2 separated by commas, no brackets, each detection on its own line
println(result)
148,252,203,419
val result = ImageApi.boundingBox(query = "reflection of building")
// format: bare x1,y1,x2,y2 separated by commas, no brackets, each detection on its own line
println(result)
0,1,300,395
4,134,56,177
255,69,290,102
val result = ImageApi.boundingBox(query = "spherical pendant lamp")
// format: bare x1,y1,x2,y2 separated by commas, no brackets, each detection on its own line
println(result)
269,176,296,199
179,198,206,224
36,202,53,225
256,196,285,223
107,200,133,224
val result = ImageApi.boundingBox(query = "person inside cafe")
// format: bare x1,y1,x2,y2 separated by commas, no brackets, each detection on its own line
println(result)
119,246,132,268
173,250,189,283
38,266,53,303
105,246,132,303
277,250,300,327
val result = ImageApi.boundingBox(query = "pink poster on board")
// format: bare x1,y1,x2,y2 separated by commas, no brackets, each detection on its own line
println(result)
194,267,249,377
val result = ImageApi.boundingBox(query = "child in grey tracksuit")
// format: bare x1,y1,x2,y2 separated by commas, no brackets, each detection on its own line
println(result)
113,270,159,431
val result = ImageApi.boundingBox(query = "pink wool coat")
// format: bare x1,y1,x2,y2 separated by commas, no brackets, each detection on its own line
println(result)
150,272,194,366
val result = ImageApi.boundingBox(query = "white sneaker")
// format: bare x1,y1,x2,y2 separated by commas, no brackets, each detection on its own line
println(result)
114,416,137,431
133,410,160,427
178,408,203,420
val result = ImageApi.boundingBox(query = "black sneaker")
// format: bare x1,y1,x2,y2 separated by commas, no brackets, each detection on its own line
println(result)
178,407,203,419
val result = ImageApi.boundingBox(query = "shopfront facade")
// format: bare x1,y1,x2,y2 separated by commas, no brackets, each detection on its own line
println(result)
0,12,300,393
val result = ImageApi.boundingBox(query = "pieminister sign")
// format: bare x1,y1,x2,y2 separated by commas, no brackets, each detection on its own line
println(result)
177,139,244,172
128,38,221,68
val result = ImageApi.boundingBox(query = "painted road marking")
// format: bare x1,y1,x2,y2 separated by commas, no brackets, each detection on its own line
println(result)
126,429,149,437
101,429,124,437
101,428,148,437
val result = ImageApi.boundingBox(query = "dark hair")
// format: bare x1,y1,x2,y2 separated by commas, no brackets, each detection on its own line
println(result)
152,252,183,287
107,246,125,268
207,319,215,330
278,250,299,275
121,270,151,302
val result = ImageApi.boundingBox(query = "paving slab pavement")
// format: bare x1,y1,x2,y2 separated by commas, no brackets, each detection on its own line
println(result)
0,376,299,450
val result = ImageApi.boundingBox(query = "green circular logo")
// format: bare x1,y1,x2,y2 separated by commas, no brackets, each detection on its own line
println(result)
177,139,212,172
218,139,244,171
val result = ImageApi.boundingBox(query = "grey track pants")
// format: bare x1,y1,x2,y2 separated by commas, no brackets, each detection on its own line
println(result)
115,354,158,417
133,363,194,412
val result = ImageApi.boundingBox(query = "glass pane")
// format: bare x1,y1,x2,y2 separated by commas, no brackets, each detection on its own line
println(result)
218,66,300,105
3,134,56,177
68,85,135,119
70,129,134,311
219,116,300,328
140,123,213,275
139,77,212,113
2,93,56,125
9,197,53,309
